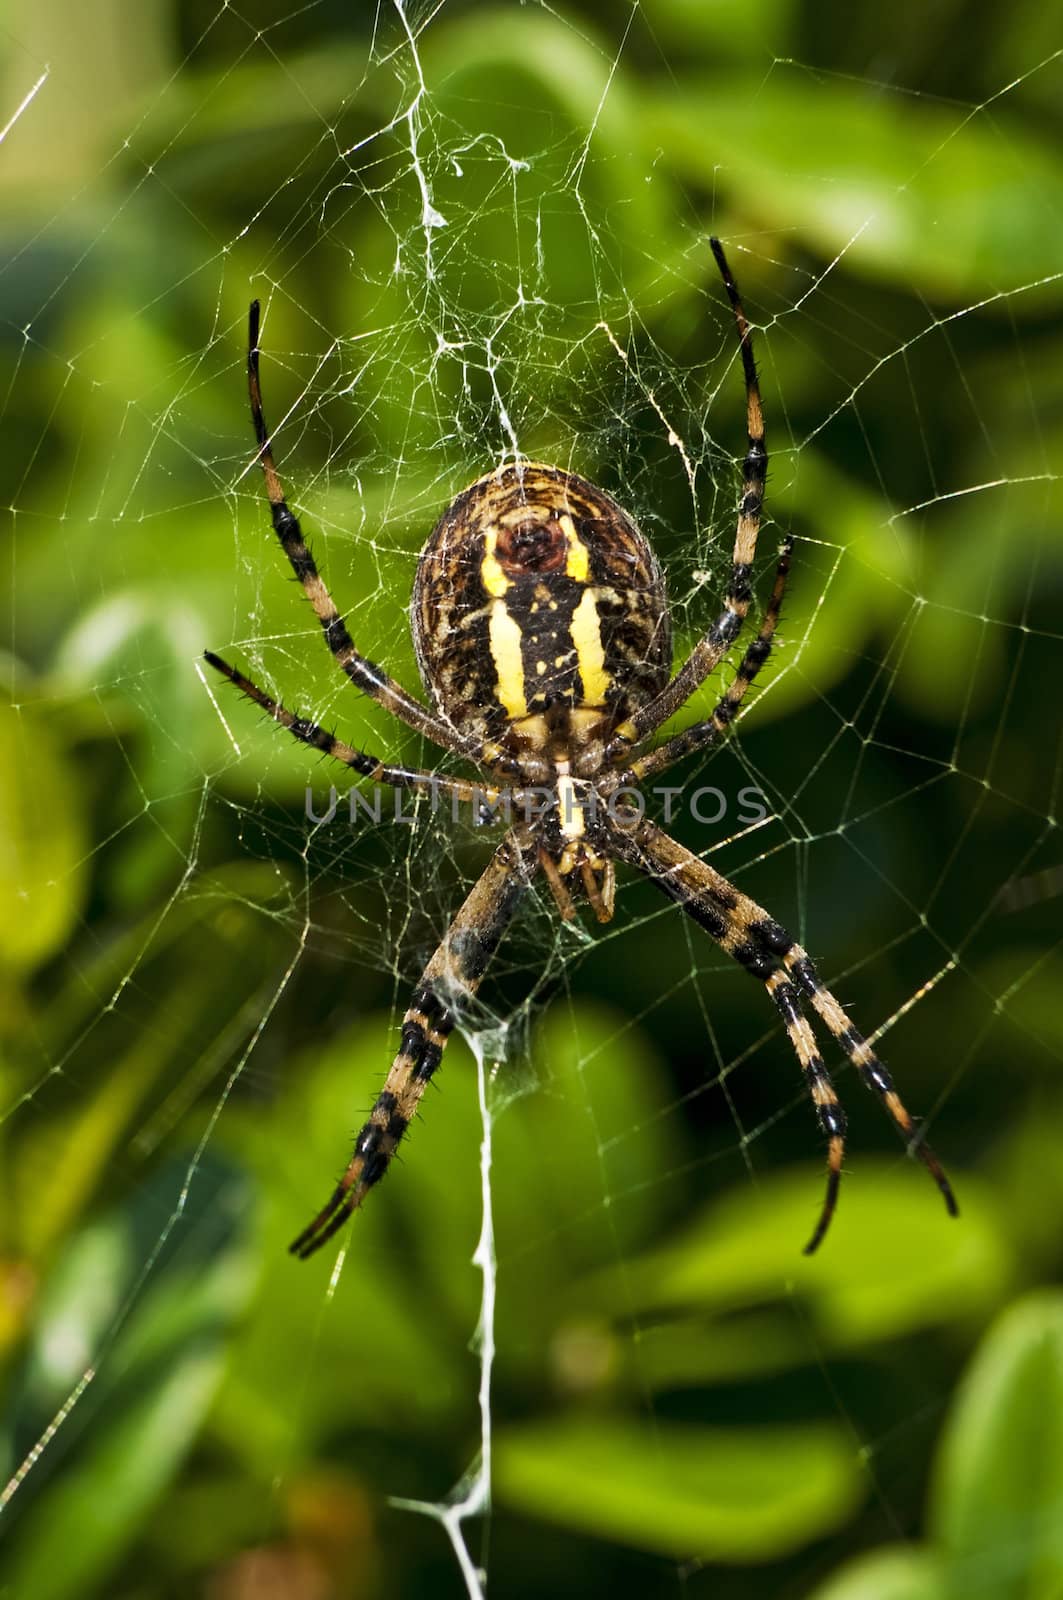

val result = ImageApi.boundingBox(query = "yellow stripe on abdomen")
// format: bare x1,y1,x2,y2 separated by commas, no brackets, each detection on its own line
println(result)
481,526,511,598
488,599,527,718
570,588,610,706
561,513,591,583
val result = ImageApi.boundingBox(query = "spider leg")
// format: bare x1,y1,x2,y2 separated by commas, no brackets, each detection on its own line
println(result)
607,814,956,1251
608,237,767,757
245,301,476,760
290,826,538,1259
539,847,578,922
780,948,957,1224
204,649,506,809
624,536,792,785
580,856,616,924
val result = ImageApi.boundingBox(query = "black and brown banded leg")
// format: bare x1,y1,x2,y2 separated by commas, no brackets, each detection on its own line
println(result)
289,986,454,1260
245,300,476,759
203,649,501,809
607,814,956,1252
290,827,537,1259
626,536,793,786
610,237,769,755
779,944,957,1231
706,233,769,648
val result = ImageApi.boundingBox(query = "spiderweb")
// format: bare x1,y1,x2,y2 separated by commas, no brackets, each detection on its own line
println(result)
2,3,1062,1597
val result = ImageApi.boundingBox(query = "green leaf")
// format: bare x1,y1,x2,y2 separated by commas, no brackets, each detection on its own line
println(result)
811,1547,946,1600
496,1414,864,1561
640,0,795,58
931,1291,1063,1600
6,1352,223,1600
2,1169,254,1600
649,80,1063,306
8,867,290,1263
0,701,89,972
610,1164,1010,1355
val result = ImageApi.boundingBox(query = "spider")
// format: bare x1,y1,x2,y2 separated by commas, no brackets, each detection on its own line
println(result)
205,239,957,1261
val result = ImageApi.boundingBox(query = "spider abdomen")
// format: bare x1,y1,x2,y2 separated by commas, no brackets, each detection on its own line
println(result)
411,464,671,757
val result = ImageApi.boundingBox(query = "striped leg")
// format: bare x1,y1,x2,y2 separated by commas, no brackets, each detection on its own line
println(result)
764,969,846,1252
625,536,792,785
781,946,957,1224
290,827,536,1259
609,237,767,754
245,301,475,759
204,649,505,810
607,815,956,1251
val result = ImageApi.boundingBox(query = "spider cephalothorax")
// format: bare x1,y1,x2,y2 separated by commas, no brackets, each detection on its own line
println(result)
205,239,957,1262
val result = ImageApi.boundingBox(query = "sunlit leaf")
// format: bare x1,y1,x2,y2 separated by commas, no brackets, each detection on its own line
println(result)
811,1547,946,1600
649,80,1063,305
932,1292,1063,1600
610,1165,1010,1351
496,1414,864,1560
0,702,89,972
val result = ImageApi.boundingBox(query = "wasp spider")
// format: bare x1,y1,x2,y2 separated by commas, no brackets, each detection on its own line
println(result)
206,240,957,1260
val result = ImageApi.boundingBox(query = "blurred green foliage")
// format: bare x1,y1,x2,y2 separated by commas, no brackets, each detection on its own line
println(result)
1,1,1062,1596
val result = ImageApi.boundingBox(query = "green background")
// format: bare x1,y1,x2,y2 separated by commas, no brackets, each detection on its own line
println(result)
1,1,1062,1596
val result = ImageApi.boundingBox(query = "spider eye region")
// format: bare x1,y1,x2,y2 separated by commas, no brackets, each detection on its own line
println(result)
411,463,672,760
